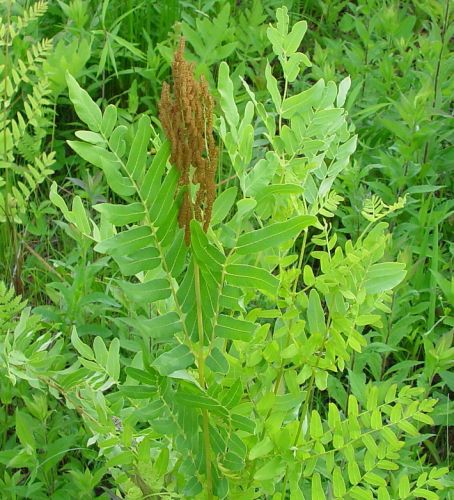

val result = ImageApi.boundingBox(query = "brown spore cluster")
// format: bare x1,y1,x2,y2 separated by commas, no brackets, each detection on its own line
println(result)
159,38,218,244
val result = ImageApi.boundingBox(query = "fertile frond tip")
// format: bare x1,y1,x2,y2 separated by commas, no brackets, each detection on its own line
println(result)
159,37,218,244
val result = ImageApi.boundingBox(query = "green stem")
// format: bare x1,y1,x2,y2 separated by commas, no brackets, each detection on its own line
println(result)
194,259,213,500
281,320,330,495
428,219,439,330
422,0,450,164
247,228,310,487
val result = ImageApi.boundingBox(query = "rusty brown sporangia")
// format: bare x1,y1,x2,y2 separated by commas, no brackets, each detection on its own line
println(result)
159,38,218,244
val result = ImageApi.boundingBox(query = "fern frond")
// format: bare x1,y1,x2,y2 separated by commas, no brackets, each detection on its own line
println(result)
0,281,26,332
316,190,344,218
361,194,407,222
16,131,40,162
0,1,48,44
311,221,337,250
0,2,54,224
0,39,52,103
0,79,51,160
11,151,55,211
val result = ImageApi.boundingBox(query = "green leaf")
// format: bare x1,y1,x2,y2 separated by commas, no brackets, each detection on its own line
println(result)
93,336,108,366
244,152,279,197
236,215,317,254
152,344,194,376
125,368,156,385
106,450,134,467
307,290,326,335
282,79,325,118
211,186,237,226
348,461,362,485
126,114,151,181
265,63,281,111
267,26,284,56
398,474,410,498
115,247,160,276
303,265,315,286
225,264,279,295
364,472,386,488
93,202,145,226
206,347,229,374
140,141,170,207
106,337,120,380
231,414,255,434
412,489,439,500
94,226,152,256
66,71,102,132
397,420,419,436
119,279,171,303
337,76,351,107
309,410,324,439
190,220,225,274
350,486,374,500
221,379,243,408
101,104,117,136
218,62,239,131
71,326,94,360
71,196,90,234
214,315,256,341
254,457,286,481
130,312,181,341
68,140,135,196
50,182,71,221
155,447,170,478
249,437,273,460
378,486,391,500
175,390,228,418
74,130,104,144
333,466,346,497
311,472,326,500
15,411,36,450
120,386,157,399
364,262,406,294
285,20,307,53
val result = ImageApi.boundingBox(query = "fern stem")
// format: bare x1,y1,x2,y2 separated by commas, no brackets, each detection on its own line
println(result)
194,259,213,499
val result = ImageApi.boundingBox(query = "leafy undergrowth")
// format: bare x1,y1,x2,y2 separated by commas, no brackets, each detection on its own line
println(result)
0,1,452,498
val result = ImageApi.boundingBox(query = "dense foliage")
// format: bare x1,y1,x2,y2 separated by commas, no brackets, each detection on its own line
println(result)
0,1,452,498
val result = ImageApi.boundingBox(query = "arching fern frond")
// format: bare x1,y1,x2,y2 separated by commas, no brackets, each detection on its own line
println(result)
0,3,54,223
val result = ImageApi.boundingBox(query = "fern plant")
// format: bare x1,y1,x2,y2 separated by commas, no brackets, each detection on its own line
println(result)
0,0,55,226
46,7,449,499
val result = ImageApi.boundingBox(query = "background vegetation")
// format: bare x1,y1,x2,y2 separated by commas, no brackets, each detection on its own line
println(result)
0,0,452,498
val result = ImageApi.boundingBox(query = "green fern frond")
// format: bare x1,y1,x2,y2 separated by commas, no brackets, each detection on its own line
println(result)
11,151,55,211
312,190,344,218
16,131,40,162
0,78,51,160
311,221,337,250
0,38,52,102
0,1,48,45
0,281,26,332
361,194,407,222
